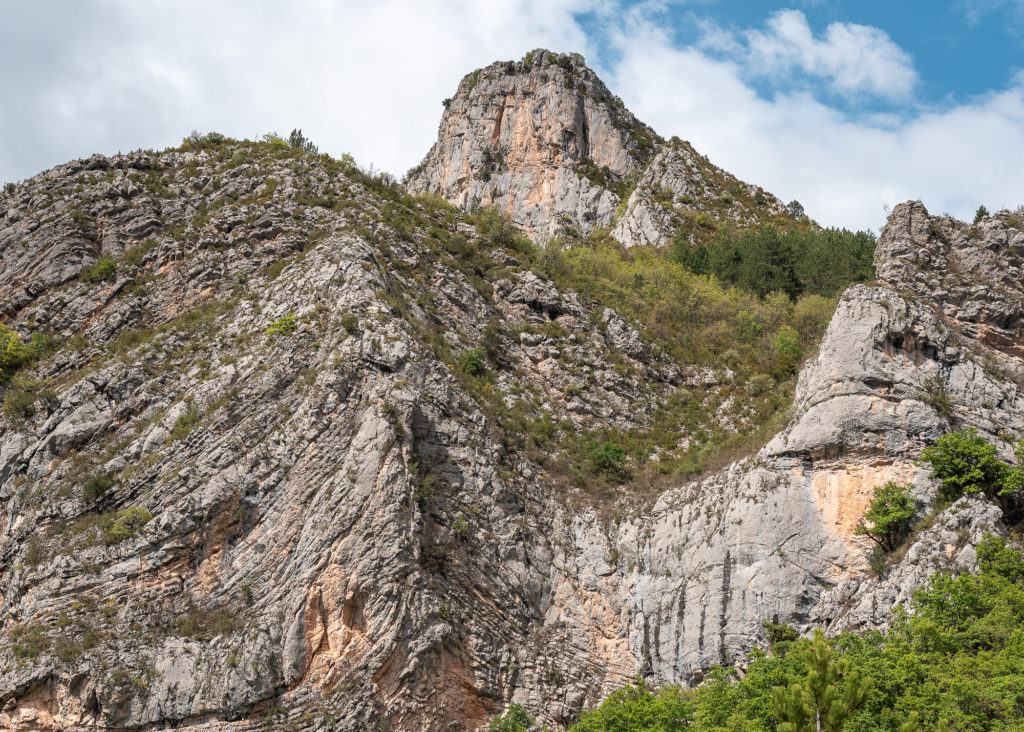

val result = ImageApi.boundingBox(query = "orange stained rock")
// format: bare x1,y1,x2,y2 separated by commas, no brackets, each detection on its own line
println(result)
809,461,919,549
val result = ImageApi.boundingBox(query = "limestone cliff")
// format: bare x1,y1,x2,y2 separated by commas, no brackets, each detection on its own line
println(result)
0,59,1022,732
407,50,792,245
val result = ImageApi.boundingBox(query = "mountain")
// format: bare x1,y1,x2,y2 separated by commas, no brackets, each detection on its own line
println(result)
0,53,1020,731
407,50,795,246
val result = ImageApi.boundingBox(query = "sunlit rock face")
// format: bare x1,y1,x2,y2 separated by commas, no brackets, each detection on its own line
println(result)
406,49,789,247
1,44,1022,731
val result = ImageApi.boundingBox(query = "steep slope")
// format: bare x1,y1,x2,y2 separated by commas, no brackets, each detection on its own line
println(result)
0,138,802,730
406,50,793,246
1,84,1023,732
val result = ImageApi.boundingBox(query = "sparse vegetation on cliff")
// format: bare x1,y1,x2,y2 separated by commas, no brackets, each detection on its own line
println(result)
568,536,1024,731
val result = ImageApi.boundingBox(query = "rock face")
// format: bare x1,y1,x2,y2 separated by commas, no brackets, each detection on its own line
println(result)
407,50,791,245
0,72,1022,732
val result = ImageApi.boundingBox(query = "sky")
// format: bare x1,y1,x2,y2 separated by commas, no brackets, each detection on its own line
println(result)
1,0,1022,233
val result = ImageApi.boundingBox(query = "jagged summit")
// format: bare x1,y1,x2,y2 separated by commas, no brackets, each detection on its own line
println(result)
407,49,792,244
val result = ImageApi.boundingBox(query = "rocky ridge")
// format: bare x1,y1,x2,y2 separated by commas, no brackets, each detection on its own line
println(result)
0,64,1021,732
407,50,793,246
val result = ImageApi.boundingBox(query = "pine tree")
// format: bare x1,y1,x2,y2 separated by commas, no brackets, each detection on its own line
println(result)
771,629,872,732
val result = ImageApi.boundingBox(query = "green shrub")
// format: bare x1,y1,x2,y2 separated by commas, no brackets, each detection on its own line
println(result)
572,679,694,731
584,440,629,481
260,131,289,150
102,506,153,544
170,406,200,442
772,325,802,376
458,348,487,377
3,376,40,425
10,625,48,659
172,606,238,640
922,376,953,419
0,327,57,384
920,428,1008,502
973,204,990,223
341,313,360,335
0,326,33,381
488,704,534,732
82,473,115,502
471,206,534,255
855,481,916,551
84,255,117,282
121,238,158,269
265,314,297,337
181,130,228,150
868,544,887,575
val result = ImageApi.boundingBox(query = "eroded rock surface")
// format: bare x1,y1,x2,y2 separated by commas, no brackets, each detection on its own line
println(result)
407,50,792,246
0,70,1022,732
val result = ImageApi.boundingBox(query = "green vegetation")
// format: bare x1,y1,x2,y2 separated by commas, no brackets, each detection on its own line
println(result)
3,375,44,425
10,624,49,659
566,535,1024,730
287,128,318,155
583,440,629,482
265,314,297,337
82,473,115,503
919,428,1020,504
341,313,360,335
372,204,845,488
102,507,153,544
542,234,835,372
974,205,990,224
855,482,916,552
772,629,871,732
83,254,118,282
181,130,228,151
458,348,487,377
169,406,200,442
0,325,58,383
488,704,536,732
922,376,954,420
172,605,239,640
674,225,876,299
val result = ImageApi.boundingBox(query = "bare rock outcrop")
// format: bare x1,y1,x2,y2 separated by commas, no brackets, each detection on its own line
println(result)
407,50,793,246
0,66,1022,732
406,50,655,241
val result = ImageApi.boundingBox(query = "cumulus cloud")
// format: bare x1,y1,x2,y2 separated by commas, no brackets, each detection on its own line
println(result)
606,12,1024,231
719,9,918,100
0,0,594,184
1,0,1021,233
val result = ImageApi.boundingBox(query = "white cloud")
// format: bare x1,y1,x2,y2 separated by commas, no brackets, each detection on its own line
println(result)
730,10,917,100
0,0,594,184
606,11,1024,231
1,0,1021,234
955,0,1024,24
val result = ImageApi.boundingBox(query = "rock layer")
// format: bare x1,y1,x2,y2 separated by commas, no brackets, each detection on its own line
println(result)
0,71,1022,732
407,50,792,246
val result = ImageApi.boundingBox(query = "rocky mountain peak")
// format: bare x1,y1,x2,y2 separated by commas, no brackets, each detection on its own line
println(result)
1,55,1022,732
407,50,791,245
406,49,659,240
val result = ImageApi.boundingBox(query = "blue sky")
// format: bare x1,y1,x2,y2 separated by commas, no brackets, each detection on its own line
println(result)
1,0,1022,232
587,1,1023,109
